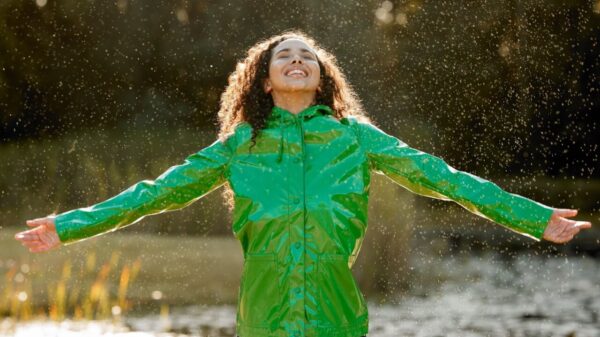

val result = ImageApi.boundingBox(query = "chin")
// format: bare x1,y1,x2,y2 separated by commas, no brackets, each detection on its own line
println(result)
282,84,318,92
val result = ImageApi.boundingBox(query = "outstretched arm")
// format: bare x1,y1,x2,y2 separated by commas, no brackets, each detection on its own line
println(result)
15,137,234,250
351,118,592,243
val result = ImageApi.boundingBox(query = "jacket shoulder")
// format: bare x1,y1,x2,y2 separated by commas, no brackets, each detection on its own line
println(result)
340,115,359,125
339,115,373,141
220,122,252,152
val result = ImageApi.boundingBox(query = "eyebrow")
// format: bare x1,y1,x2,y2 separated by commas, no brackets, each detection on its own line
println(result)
274,48,316,56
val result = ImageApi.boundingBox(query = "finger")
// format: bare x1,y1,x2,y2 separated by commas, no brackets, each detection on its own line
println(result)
25,226,48,237
22,241,48,250
18,236,43,244
574,221,592,229
563,222,590,239
29,246,50,253
16,226,45,237
15,232,41,242
554,208,578,218
26,218,46,227
564,220,591,233
18,240,43,248
17,228,43,238
15,229,36,238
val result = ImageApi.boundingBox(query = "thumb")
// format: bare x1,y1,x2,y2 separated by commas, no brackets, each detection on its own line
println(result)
26,217,48,227
554,208,578,217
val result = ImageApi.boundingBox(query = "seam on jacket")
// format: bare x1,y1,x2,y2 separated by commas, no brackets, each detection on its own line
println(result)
345,116,376,173
222,124,240,181
345,116,362,147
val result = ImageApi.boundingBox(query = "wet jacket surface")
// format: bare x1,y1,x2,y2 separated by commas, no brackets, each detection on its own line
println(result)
54,104,554,337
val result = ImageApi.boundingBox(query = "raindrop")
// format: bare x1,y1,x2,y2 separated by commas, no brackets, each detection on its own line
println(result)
112,305,122,316
17,291,28,302
152,290,163,300
14,273,25,283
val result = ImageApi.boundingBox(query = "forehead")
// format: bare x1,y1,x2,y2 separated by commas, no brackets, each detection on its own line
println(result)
272,38,317,55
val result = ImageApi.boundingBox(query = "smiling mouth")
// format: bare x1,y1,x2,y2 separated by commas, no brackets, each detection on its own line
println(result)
285,69,308,77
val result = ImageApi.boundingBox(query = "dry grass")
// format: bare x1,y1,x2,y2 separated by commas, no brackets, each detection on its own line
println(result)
0,248,141,321
0,229,244,321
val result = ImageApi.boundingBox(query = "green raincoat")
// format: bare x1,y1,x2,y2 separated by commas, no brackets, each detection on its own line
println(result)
54,104,553,337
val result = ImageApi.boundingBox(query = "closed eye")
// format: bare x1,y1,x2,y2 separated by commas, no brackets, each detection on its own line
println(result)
277,52,316,60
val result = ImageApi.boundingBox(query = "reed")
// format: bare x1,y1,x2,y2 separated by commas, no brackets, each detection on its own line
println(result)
0,250,142,322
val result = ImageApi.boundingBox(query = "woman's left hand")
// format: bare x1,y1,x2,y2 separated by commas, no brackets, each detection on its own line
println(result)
542,208,592,244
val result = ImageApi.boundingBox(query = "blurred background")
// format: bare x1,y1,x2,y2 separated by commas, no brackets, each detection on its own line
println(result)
1,0,599,336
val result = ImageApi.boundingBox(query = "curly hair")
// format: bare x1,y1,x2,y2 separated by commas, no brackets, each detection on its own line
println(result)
216,29,373,212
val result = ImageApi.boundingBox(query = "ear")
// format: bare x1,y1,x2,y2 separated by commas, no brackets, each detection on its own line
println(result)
263,78,272,94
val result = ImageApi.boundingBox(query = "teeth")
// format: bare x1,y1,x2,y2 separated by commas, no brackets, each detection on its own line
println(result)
287,69,306,76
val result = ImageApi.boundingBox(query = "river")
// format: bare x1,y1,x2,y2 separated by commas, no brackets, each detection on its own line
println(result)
2,250,598,337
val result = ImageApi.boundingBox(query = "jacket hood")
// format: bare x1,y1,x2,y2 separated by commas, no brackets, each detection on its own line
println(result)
268,104,334,121
268,104,334,163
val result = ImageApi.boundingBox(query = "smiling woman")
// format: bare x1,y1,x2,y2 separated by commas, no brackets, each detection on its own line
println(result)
263,39,323,112
14,29,592,337
267,40,322,93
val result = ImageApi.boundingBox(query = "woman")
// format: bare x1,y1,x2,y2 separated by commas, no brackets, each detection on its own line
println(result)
15,30,592,337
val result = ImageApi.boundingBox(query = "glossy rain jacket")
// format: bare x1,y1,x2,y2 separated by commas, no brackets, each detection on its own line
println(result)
54,104,554,337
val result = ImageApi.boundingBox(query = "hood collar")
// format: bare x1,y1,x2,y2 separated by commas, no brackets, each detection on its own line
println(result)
268,104,334,123
269,104,334,163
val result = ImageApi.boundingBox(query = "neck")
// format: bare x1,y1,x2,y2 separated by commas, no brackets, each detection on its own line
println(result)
271,92,317,114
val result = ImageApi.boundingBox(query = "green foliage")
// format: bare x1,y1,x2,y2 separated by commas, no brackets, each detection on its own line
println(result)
1,0,597,178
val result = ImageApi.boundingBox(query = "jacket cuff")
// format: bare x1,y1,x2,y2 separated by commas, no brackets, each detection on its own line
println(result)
54,210,82,245
519,202,554,241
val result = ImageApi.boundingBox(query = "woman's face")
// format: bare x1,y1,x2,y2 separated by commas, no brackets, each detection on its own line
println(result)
264,38,321,95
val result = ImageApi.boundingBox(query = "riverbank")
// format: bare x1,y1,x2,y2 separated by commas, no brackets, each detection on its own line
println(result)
2,251,598,336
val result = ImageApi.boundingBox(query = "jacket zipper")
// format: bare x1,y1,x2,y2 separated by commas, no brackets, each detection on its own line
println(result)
297,115,309,322
297,116,306,205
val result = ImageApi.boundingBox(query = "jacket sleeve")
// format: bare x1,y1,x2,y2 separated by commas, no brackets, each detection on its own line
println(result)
352,118,553,241
54,137,233,245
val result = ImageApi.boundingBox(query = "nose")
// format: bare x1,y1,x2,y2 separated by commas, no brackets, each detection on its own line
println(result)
291,54,303,64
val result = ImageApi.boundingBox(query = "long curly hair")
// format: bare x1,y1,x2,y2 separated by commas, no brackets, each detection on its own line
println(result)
217,29,373,212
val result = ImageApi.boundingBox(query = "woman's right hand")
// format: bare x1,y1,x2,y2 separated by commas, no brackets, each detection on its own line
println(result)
14,216,62,253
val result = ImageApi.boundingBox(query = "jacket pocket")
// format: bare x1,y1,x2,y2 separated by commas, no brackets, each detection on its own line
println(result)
238,253,280,328
317,253,368,328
